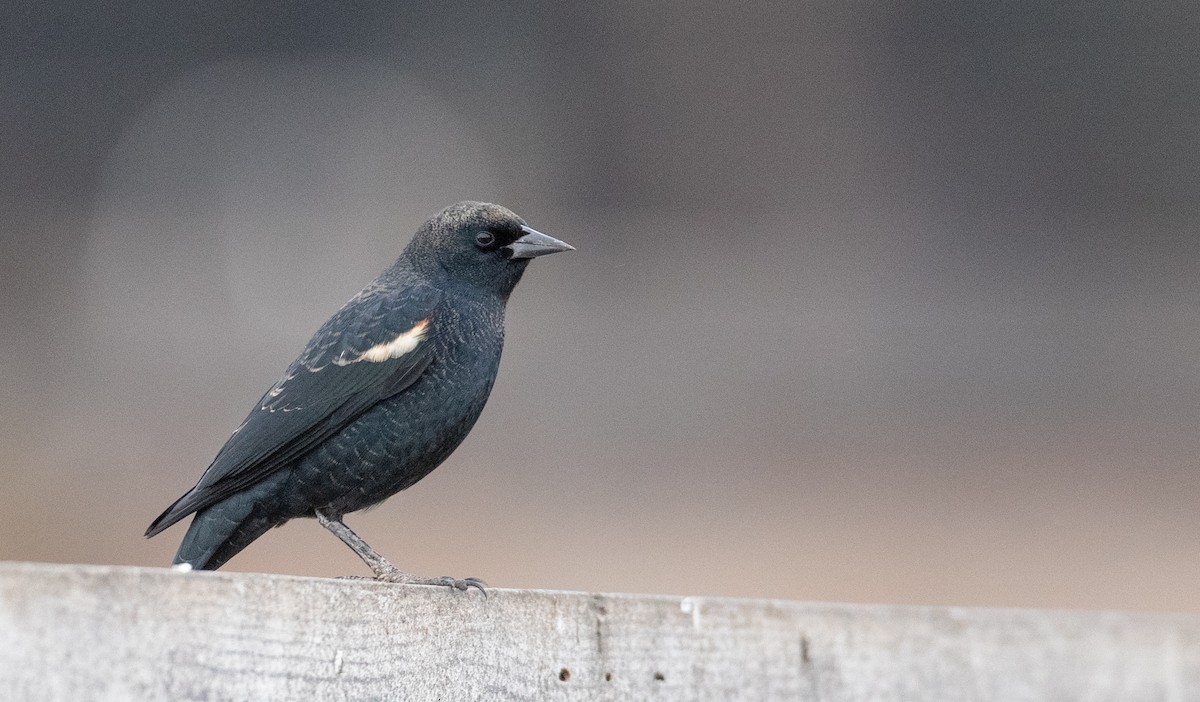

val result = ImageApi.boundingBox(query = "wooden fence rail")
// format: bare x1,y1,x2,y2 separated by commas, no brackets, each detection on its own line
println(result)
1,561,1197,701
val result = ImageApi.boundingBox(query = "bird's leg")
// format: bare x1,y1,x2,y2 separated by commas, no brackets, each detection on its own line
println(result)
315,509,487,595
315,509,407,579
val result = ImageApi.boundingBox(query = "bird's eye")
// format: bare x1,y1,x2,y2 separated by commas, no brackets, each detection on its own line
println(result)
475,231,496,248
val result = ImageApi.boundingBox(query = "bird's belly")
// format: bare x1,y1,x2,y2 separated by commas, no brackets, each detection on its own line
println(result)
289,349,500,516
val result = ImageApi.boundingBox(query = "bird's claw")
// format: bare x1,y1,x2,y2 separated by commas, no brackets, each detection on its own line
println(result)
370,568,488,597
447,576,489,596
431,575,488,597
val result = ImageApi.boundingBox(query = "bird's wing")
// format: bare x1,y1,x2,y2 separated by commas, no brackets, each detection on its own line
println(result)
146,283,443,537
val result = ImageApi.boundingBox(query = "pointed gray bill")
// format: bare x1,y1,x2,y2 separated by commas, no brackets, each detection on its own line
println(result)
504,225,576,259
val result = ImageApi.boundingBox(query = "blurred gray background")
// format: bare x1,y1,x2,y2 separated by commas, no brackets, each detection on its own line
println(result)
3,2,1198,611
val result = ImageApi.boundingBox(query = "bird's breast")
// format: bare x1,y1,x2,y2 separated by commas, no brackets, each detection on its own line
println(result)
294,296,506,513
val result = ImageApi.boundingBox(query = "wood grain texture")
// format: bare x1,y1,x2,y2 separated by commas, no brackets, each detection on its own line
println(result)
1,561,1198,701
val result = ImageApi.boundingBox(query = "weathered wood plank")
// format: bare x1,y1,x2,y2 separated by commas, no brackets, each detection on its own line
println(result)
0,561,1197,701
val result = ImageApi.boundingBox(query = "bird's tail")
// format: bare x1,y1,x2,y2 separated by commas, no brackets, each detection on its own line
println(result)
173,496,276,571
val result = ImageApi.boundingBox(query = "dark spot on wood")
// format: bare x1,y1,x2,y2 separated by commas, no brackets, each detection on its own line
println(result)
559,668,571,682
605,672,613,682
654,672,665,681
801,635,811,664
593,595,609,657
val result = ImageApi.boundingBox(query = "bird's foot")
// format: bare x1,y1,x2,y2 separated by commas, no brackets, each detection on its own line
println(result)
374,566,488,596
314,510,486,595
424,575,488,596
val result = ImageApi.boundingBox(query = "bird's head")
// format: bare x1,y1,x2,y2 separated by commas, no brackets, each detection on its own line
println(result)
404,201,574,296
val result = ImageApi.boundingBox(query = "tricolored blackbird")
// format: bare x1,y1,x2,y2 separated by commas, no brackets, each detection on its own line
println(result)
146,202,573,591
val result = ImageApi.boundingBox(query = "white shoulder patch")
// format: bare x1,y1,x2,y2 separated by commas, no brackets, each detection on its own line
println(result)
338,319,430,366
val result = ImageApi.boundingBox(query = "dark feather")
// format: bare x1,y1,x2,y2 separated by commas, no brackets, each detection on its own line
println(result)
145,283,442,537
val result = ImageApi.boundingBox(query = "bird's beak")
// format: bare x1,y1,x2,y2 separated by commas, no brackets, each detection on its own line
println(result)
504,225,576,259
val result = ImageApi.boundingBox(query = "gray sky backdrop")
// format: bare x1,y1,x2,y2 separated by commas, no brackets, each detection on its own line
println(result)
2,2,1199,611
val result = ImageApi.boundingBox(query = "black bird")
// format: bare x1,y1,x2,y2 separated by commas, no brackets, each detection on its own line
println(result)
146,202,573,591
